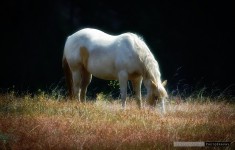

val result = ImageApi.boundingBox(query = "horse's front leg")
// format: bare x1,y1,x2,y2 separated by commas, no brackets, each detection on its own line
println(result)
131,77,143,109
118,71,128,109
161,98,166,114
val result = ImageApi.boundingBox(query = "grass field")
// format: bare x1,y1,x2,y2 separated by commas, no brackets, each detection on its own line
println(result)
0,92,234,149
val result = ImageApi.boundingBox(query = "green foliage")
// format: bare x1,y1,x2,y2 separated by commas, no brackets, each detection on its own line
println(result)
108,80,119,89
96,92,113,102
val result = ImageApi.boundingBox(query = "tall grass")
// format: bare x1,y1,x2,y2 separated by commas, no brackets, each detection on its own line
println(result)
0,92,234,149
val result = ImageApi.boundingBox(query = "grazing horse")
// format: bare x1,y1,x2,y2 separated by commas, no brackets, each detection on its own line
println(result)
62,28,168,112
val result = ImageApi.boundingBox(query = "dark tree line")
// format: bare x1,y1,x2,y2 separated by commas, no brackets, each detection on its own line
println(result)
1,0,235,96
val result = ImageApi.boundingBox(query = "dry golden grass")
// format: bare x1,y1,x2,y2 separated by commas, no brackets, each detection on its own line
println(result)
0,92,234,149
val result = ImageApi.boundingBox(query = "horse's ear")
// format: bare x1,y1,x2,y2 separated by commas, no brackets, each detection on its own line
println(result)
162,80,167,87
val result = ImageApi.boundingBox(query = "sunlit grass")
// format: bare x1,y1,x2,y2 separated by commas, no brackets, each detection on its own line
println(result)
0,92,234,149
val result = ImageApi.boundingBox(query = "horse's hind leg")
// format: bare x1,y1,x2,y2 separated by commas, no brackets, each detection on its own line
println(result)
72,69,82,101
80,68,92,102
63,57,74,99
131,77,143,109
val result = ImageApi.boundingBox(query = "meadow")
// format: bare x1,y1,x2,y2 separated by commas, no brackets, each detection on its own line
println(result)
0,91,234,149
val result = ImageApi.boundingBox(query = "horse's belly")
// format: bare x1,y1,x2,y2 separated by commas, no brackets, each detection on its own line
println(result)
87,61,142,80
87,61,118,80
86,49,142,80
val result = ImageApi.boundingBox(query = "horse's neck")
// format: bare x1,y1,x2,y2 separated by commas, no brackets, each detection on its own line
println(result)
141,53,160,80
143,65,160,83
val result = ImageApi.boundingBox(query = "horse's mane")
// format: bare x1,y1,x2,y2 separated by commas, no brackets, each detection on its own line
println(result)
129,33,161,81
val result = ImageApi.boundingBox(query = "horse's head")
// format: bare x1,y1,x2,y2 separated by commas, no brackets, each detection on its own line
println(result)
147,80,168,106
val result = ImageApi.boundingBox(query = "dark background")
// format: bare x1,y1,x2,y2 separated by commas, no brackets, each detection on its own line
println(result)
1,0,235,97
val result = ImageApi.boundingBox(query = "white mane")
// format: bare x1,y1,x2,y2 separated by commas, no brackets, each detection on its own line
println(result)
130,33,161,82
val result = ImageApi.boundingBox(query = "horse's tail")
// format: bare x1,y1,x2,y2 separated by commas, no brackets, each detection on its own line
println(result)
62,55,74,99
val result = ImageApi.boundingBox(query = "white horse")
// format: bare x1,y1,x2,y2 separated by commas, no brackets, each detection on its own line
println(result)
62,28,168,112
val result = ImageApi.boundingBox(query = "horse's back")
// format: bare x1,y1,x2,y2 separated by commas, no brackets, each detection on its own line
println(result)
71,28,115,44
64,28,116,54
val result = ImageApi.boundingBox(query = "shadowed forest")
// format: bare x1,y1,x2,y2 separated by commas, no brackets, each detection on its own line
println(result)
1,0,234,96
